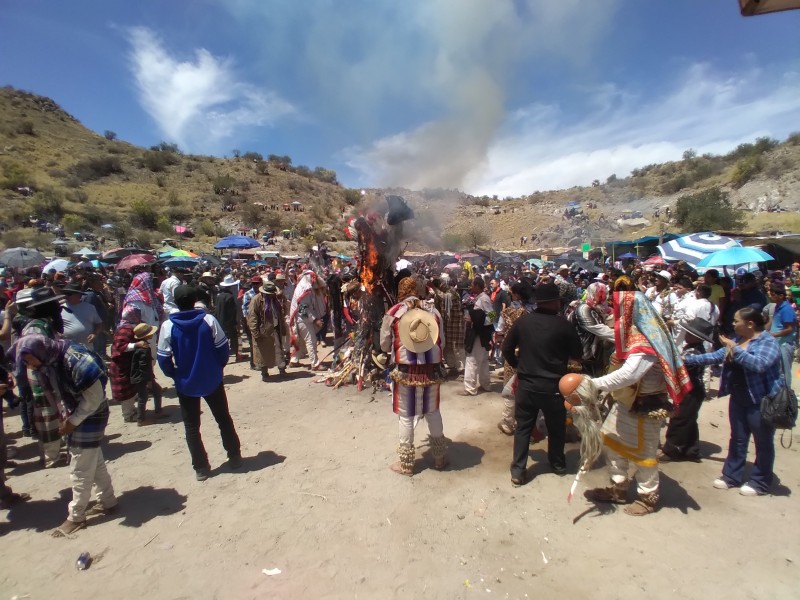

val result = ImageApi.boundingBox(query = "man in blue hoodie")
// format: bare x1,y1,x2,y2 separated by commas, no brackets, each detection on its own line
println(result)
157,285,242,481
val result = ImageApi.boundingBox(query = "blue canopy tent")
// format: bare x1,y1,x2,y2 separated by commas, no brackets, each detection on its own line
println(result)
606,234,679,260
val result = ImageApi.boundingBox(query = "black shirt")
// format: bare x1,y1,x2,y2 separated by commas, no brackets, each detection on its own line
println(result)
502,310,582,394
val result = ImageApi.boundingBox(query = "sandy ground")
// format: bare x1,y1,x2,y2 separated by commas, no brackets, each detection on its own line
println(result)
1,347,800,600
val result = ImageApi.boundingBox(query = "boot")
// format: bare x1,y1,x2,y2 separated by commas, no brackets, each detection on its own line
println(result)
430,436,448,471
624,491,659,516
584,480,629,504
390,443,415,476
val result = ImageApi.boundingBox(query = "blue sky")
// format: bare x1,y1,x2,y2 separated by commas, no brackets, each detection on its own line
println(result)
2,1,799,196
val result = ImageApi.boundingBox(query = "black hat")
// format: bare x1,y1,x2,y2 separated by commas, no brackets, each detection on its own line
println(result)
533,282,561,303
174,285,198,310
61,282,85,296
679,317,714,344
26,287,65,308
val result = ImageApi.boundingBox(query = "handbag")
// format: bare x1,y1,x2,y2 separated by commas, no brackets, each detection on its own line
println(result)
760,354,797,448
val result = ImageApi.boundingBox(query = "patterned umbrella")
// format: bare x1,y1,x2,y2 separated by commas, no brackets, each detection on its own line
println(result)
102,247,152,262
656,232,740,267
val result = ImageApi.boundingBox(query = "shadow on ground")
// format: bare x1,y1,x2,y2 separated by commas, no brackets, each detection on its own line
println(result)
209,450,286,477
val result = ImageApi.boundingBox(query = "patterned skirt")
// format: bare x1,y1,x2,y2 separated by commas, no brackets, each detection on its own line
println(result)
390,365,444,418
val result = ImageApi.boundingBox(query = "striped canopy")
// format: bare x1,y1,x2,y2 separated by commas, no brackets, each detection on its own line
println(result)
657,232,740,267
739,0,800,16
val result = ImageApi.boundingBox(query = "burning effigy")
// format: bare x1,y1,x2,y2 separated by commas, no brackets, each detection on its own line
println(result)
325,195,414,393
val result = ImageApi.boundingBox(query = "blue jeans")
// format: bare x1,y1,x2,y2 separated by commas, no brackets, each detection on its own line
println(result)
778,342,793,388
721,388,775,492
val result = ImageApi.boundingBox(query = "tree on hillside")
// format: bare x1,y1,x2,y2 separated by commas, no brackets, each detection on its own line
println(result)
464,226,489,249
344,189,362,206
675,187,745,232
104,130,117,141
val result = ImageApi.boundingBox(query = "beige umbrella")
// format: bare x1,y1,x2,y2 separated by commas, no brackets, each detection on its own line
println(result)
739,0,800,16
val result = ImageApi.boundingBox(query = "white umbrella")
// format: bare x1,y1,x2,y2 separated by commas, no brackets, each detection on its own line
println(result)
42,258,70,274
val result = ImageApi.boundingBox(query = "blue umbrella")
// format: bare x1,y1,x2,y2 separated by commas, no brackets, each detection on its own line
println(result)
696,246,774,267
162,257,200,269
618,252,638,259
214,235,261,250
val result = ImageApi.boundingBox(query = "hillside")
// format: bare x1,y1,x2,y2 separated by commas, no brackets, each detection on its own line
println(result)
1,86,799,257
0,87,358,255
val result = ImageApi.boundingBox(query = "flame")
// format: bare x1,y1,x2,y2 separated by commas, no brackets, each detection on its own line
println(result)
360,235,381,294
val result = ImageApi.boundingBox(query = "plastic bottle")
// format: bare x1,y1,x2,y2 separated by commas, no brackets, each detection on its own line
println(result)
75,552,91,570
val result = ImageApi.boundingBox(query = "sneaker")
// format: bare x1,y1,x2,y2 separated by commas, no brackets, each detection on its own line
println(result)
739,483,765,497
551,464,567,476
195,467,211,481
713,478,734,490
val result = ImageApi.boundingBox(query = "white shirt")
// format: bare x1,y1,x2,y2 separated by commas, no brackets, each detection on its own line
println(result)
160,275,181,314
645,286,677,318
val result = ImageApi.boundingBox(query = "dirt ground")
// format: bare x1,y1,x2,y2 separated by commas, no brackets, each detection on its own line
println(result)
1,353,799,600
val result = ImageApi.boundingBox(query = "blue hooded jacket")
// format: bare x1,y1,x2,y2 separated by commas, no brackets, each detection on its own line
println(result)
157,309,229,397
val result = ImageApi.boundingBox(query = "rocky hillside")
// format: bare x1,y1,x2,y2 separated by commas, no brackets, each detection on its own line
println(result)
1,86,799,256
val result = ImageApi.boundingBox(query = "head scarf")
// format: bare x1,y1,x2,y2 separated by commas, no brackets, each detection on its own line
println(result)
124,273,163,316
289,270,317,327
584,282,608,309
613,275,634,292
613,291,691,406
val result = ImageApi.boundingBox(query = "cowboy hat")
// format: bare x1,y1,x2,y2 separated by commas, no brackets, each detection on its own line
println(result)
558,264,570,271
26,287,64,308
61,282,86,296
533,282,561,303
371,350,388,369
398,308,439,353
133,323,158,341
250,275,263,284
679,317,714,344
219,274,238,287
656,270,672,282
260,281,279,295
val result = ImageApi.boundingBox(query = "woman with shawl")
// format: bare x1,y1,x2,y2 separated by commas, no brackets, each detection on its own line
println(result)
572,282,615,377
9,334,117,535
122,272,163,356
288,271,326,370
109,306,148,422
432,275,465,375
567,291,691,515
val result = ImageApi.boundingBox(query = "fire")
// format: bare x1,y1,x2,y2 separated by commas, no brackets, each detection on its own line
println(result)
360,237,380,293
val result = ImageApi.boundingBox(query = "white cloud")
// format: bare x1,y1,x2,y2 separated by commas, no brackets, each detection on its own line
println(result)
349,63,800,196
223,0,621,185
127,26,295,151
466,64,800,196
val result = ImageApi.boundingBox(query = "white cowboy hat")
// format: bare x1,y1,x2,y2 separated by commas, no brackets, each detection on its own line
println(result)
398,308,439,353
219,274,238,287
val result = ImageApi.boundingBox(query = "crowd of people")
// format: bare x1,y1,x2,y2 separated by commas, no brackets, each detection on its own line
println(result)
0,249,797,532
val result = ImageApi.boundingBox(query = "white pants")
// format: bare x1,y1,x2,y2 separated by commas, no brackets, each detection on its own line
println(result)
603,405,661,495
464,344,491,394
68,446,117,522
399,412,444,446
292,317,319,366
41,440,62,467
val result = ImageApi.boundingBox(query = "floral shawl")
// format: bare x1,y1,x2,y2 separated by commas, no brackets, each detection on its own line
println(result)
613,291,692,406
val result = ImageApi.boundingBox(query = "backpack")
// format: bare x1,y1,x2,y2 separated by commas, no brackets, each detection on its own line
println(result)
760,358,797,447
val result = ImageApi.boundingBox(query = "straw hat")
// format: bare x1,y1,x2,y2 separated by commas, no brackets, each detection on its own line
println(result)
398,308,439,353
133,323,158,341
